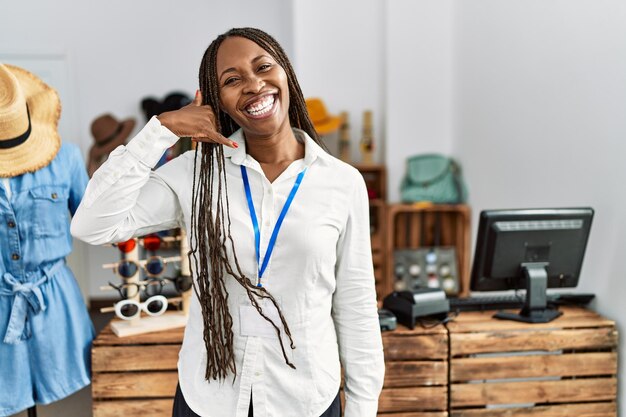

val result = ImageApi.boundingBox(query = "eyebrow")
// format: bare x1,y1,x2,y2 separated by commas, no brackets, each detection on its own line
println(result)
219,55,272,80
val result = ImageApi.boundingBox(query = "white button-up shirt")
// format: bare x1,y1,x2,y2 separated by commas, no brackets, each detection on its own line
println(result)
71,117,385,417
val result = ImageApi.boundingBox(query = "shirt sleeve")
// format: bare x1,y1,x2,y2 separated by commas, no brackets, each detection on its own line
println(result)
67,143,89,216
70,116,183,245
331,173,385,417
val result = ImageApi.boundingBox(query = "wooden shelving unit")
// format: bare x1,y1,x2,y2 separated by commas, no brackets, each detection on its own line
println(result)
354,164,387,300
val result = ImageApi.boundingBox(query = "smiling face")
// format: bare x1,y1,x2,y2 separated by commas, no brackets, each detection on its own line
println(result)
216,36,291,140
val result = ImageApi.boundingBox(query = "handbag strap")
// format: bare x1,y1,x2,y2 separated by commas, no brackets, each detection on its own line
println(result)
409,156,452,186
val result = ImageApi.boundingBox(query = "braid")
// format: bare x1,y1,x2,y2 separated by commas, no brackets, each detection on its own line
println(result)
190,27,321,381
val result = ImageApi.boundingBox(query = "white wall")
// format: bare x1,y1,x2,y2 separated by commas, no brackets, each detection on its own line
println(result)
1,0,293,300
385,0,626,410
292,0,386,165
385,0,455,202
453,0,626,408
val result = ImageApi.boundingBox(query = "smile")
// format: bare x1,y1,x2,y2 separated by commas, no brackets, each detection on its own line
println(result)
244,94,278,118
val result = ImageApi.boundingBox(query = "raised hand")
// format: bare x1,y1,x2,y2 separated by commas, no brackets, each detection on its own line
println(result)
157,90,237,148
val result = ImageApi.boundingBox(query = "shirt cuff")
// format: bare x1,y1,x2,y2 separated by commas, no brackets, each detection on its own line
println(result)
343,397,379,417
125,116,179,168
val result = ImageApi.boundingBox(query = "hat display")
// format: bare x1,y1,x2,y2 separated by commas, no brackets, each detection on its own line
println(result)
90,114,135,149
0,63,61,178
305,98,342,135
141,92,192,122
87,114,136,177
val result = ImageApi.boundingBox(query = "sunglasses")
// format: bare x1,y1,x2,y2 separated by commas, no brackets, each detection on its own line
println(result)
164,275,193,294
104,255,181,279
99,291,183,318
114,295,168,321
107,279,165,298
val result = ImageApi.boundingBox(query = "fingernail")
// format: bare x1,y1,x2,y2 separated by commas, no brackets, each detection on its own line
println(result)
195,89,199,97
232,142,238,148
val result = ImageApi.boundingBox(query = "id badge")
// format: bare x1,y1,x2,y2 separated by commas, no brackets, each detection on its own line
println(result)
240,302,283,338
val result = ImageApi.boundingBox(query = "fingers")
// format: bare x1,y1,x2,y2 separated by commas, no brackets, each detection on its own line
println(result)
188,90,236,148
192,132,238,149
192,89,203,106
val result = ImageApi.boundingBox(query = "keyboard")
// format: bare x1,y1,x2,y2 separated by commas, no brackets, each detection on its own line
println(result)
448,293,595,312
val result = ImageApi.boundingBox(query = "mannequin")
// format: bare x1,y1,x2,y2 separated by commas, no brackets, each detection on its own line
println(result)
0,64,94,416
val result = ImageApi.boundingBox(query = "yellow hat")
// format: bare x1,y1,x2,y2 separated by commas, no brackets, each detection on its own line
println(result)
0,64,61,177
305,98,342,135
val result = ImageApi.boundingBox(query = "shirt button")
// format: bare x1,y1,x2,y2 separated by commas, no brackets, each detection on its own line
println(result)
255,371,262,377
7,221,16,228
51,193,58,199
12,253,20,260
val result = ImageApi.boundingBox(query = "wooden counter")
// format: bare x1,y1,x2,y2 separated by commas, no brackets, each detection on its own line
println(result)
91,306,617,417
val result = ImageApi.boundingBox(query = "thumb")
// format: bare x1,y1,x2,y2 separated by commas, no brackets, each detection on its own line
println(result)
192,89,203,106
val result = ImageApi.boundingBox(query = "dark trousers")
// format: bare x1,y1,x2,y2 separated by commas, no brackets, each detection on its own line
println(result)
172,384,342,417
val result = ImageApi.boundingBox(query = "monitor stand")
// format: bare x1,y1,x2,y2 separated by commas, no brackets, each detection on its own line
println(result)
494,262,563,323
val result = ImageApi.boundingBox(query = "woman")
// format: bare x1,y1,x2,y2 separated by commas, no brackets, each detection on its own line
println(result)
71,27,384,417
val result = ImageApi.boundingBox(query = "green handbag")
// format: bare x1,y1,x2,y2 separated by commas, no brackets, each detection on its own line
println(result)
400,154,468,204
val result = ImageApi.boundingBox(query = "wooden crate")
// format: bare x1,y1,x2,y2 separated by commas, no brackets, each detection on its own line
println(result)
378,324,449,416
354,164,388,301
447,306,618,417
91,321,183,417
371,199,387,300
385,204,471,298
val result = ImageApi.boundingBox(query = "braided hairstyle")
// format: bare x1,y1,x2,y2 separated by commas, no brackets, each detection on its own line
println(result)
190,27,323,381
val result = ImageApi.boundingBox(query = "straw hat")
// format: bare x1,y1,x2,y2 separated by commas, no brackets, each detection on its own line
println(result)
0,63,61,178
305,98,342,135
87,114,135,177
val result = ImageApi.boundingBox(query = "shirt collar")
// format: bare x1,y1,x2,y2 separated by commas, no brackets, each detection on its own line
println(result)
223,128,331,168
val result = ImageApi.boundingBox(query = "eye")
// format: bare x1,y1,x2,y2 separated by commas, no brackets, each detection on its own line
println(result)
224,77,239,86
258,63,272,72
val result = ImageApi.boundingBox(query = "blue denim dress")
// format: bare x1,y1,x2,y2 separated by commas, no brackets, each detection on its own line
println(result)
0,143,95,416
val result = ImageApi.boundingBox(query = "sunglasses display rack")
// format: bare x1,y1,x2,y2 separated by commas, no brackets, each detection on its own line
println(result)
177,229,193,315
99,230,192,337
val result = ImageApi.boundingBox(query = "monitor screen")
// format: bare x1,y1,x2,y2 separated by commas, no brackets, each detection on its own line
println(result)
471,208,593,292
470,208,593,323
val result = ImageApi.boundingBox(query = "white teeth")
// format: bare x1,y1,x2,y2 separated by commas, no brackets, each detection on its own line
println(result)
246,95,275,116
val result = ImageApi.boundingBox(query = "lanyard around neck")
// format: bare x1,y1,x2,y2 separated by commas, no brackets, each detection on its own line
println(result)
241,164,307,287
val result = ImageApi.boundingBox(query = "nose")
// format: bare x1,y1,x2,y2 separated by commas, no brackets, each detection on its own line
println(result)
242,74,265,94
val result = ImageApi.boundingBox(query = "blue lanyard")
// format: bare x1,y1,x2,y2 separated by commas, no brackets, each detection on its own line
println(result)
241,165,307,287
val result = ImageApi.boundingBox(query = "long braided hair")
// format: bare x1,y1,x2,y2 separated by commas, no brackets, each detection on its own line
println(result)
190,27,324,381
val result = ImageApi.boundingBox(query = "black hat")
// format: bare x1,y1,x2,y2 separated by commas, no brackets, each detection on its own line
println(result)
141,92,192,122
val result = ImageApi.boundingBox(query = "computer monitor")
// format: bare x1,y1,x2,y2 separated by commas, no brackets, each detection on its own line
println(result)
470,208,594,323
